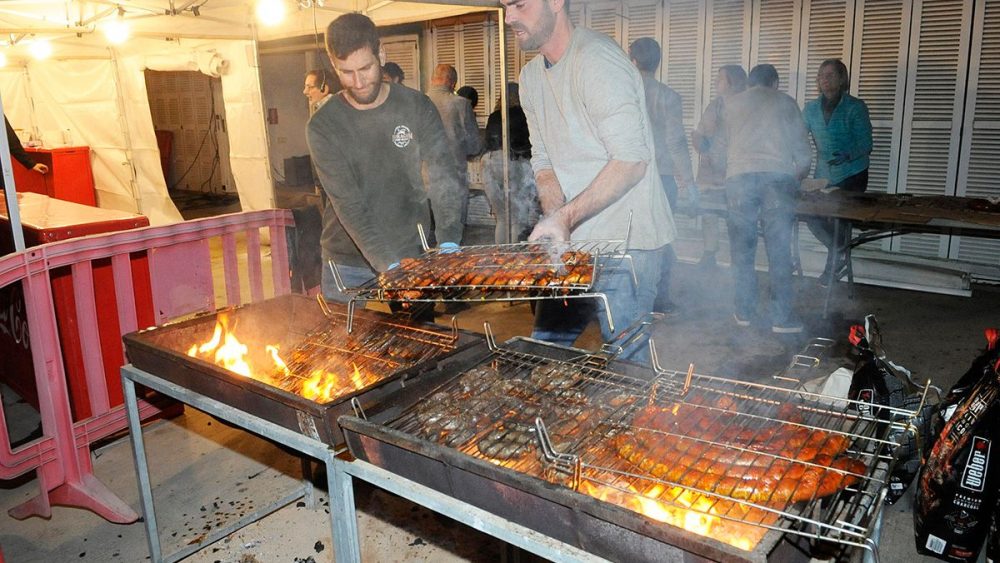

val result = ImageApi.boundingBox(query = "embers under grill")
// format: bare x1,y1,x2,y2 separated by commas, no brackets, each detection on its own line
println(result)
342,334,926,562
123,294,482,446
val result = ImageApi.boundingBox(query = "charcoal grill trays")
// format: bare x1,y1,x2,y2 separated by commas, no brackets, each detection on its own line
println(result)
340,333,925,562
122,294,482,447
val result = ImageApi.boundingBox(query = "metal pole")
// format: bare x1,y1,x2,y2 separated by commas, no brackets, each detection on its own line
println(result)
497,8,512,244
0,92,26,252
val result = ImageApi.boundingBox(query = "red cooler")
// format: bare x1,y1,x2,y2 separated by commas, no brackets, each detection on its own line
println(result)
11,146,97,206
0,192,154,420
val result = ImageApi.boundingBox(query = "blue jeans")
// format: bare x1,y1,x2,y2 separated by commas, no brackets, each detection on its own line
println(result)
532,247,663,363
321,261,375,303
725,172,798,322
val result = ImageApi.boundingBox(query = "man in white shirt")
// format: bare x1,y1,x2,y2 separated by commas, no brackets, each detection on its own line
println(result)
504,0,674,361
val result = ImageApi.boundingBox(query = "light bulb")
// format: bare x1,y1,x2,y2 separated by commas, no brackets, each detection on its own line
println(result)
0,53,7,68
255,0,286,26
29,40,52,60
103,19,130,45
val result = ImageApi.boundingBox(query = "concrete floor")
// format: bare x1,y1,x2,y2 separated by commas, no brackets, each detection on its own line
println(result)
2,245,998,562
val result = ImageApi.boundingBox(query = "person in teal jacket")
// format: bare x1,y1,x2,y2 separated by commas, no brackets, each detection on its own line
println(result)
803,59,872,285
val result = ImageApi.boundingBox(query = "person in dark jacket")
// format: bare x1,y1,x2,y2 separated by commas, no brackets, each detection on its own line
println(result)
3,117,48,187
481,82,537,243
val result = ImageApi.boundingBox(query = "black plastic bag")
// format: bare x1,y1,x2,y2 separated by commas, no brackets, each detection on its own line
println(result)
914,339,1000,563
847,316,931,504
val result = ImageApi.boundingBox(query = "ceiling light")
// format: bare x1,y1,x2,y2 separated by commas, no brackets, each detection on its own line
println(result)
29,40,52,60
0,53,7,68
255,0,286,26
103,19,130,45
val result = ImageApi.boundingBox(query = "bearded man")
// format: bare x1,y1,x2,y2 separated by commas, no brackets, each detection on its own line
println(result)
307,13,463,302
504,0,674,361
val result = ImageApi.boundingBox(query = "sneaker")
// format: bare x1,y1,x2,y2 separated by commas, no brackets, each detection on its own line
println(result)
772,315,804,334
734,312,752,327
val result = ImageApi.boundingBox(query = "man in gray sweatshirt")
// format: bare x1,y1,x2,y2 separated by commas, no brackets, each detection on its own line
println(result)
722,63,811,333
308,14,463,302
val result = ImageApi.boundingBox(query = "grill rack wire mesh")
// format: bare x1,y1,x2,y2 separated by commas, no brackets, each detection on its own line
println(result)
380,326,927,558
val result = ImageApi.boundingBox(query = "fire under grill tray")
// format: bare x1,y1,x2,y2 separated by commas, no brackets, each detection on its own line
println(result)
122,294,483,447
340,332,926,562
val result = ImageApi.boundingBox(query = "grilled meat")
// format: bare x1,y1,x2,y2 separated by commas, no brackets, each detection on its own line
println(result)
615,400,865,508
375,246,595,300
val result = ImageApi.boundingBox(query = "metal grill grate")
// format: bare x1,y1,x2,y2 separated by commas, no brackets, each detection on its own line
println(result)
264,297,460,404
381,330,926,555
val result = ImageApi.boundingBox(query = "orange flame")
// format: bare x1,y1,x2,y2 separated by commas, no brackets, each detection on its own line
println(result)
577,480,765,551
186,314,251,377
300,363,369,403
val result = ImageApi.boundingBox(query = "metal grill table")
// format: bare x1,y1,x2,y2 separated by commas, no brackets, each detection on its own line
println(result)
329,456,608,563
121,364,341,563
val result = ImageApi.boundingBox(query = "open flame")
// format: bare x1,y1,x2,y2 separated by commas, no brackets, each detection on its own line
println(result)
300,363,368,402
187,313,251,377
185,314,371,403
577,479,769,551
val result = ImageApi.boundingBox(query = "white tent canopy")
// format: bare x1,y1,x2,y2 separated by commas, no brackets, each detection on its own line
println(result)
0,0,498,227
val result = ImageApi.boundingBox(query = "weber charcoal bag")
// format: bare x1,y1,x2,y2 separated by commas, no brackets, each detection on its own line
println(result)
914,330,1000,563
847,317,930,504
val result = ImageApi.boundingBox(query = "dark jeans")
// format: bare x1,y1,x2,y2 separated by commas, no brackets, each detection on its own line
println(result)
806,169,869,265
725,172,798,322
532,247,664,363
653,175,678,311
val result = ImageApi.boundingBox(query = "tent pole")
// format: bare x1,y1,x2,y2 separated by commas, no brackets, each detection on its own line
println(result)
497,8,511,244
0,92,26,252
108,47,143,214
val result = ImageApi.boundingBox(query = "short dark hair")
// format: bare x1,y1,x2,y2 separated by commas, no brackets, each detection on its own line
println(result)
749,64,779,88
628,38,660,73
383,61,404,82
819,58,850,92
719,65,747,93
326,13,380,61
457,86,478,108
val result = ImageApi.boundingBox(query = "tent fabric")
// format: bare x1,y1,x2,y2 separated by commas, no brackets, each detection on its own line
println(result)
0,38,274,225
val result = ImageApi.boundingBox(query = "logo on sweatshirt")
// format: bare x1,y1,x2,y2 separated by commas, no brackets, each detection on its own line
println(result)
392,125,413,148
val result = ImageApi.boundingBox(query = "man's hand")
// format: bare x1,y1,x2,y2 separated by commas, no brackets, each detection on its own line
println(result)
32,163,48,174
528,210,571,242
828,151,849,166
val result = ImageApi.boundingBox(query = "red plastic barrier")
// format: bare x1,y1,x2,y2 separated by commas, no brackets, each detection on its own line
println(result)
0,209,294,523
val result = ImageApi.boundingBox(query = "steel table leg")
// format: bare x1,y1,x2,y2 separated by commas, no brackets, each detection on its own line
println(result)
329,457,361,563
121,373,163,563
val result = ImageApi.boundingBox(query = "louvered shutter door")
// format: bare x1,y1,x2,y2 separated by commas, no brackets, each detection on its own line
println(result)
751,0,802,97
459,22,490,126
623,0,661,55
853,0,909,200
433,24,458,68
585,1,624,44
663,0,702,125
382,36,420,91
797,0,853,102
704,0,751,107
896,0,972,258
954,0,1000,266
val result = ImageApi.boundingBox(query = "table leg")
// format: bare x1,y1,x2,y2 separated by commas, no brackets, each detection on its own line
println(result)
329,456,361,563
823,219,840,318
121,373,163,563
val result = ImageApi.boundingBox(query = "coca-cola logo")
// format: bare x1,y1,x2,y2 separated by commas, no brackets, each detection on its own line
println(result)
961,436,990,492
0,286,30,351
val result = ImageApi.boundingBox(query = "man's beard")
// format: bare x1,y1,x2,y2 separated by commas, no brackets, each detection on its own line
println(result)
512,6,556,51
346,71,383,105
